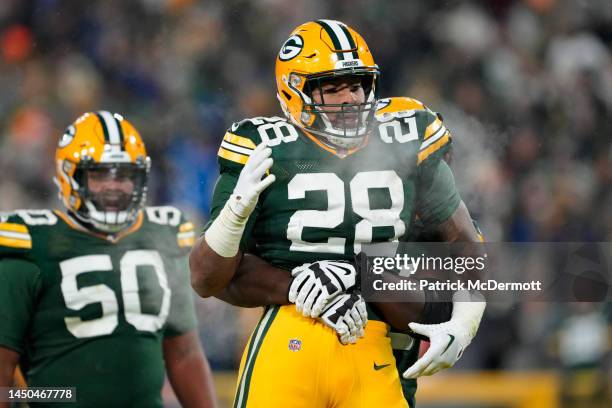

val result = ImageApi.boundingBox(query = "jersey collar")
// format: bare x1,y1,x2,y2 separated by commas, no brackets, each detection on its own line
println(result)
53,209,144,243
301,129,370,158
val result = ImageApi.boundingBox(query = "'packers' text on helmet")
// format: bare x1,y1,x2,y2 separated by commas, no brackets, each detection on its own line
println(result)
54,111,150,233
276,20,380,151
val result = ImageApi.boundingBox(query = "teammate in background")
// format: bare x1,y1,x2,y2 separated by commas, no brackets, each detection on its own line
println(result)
0,112,217,408
191,20,485,407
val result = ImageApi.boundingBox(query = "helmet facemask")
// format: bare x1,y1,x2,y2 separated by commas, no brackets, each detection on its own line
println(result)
71,157,150,233
292,67,380,150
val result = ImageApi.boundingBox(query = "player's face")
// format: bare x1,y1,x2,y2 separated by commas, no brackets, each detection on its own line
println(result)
86,166,135,212
311,76,365,127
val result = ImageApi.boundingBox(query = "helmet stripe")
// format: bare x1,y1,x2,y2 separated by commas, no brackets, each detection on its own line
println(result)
114,116,125,148
337,23,359,59
96,111,124,152
317,20,355,61
95,111,111,144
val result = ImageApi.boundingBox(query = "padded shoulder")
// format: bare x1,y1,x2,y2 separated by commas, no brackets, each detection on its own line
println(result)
375,96,451,165
376,97,427,116
143,206,195,250
0,209,59,255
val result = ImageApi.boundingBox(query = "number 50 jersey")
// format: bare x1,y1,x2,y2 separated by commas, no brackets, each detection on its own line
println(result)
0,207,197,408
208,97,461,270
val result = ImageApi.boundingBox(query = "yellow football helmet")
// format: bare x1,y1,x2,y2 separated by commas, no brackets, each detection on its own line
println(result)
54,111,150,233
276,20,380,150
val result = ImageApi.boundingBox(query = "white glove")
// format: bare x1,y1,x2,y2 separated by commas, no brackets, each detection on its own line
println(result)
228,143,276,218
402,290,485,379
204,143,275,257
320,291,368,345
288,260,358,317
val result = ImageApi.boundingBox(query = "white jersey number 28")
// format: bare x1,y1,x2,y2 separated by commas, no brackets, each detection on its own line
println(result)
287,171,406,254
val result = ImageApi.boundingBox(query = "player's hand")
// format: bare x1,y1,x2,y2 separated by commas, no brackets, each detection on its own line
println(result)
402,292,485,378
320,291,367,345
288,260,359,317
229,143,275,218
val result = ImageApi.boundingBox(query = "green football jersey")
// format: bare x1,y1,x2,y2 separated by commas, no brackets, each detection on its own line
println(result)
208,96,462,406
209,97,459,268
0,206,197,408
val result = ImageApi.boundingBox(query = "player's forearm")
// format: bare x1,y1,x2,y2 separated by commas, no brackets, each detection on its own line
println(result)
216,254,291,307
189,237,241,298
164,331,217,408
436,201,482,243
372,285,455,331
436,201,487,284
373,202,484,330
370,272,427,330
0,347,19,398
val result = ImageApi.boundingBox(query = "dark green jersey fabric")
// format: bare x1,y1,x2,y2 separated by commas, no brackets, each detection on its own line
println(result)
0,207,197,408
208,97,462,406
208,97,460,269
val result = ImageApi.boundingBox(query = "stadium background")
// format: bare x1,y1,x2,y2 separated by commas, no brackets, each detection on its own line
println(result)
0,0,610,406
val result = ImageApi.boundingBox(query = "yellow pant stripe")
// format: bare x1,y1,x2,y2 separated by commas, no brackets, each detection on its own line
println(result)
234,306,279,408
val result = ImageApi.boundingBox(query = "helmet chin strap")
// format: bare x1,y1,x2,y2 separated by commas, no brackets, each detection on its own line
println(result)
311,99,376,149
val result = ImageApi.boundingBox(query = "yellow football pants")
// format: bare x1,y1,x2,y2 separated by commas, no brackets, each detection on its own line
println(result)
233,305,408,408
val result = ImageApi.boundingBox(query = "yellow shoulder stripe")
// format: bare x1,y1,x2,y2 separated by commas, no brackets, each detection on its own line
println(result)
417,133,450,165
0,236,32,249
424,118,444,140
223,132,257,149
0,223,32,249
0,223,31,248
177,230,196,248
178,238,195,248
218,147,249,165
179,221,195,233
0,222,29,234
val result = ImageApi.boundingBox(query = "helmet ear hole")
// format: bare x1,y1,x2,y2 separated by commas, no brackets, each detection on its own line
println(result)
360,74,376,98
303,78,315,99
73,167,84,185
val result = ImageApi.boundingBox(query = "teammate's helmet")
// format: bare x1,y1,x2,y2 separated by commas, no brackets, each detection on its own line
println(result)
54,111,150,233
276,20,380,150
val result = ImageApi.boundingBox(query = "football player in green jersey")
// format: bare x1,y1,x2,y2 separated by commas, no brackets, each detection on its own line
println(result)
0,111,216,408
191,20,485,407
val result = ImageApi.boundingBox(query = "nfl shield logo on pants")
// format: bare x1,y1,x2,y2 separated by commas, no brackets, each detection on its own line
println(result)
288,338,302,352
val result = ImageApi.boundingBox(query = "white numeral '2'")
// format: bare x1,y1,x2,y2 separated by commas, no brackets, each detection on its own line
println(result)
60,250,170,338
287,173,346,254
287,171,405,254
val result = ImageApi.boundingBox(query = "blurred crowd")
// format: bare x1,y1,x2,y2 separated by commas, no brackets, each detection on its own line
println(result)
0,0,610,403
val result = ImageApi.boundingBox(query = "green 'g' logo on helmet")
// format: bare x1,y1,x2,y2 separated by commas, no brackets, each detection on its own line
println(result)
279,35,303,61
